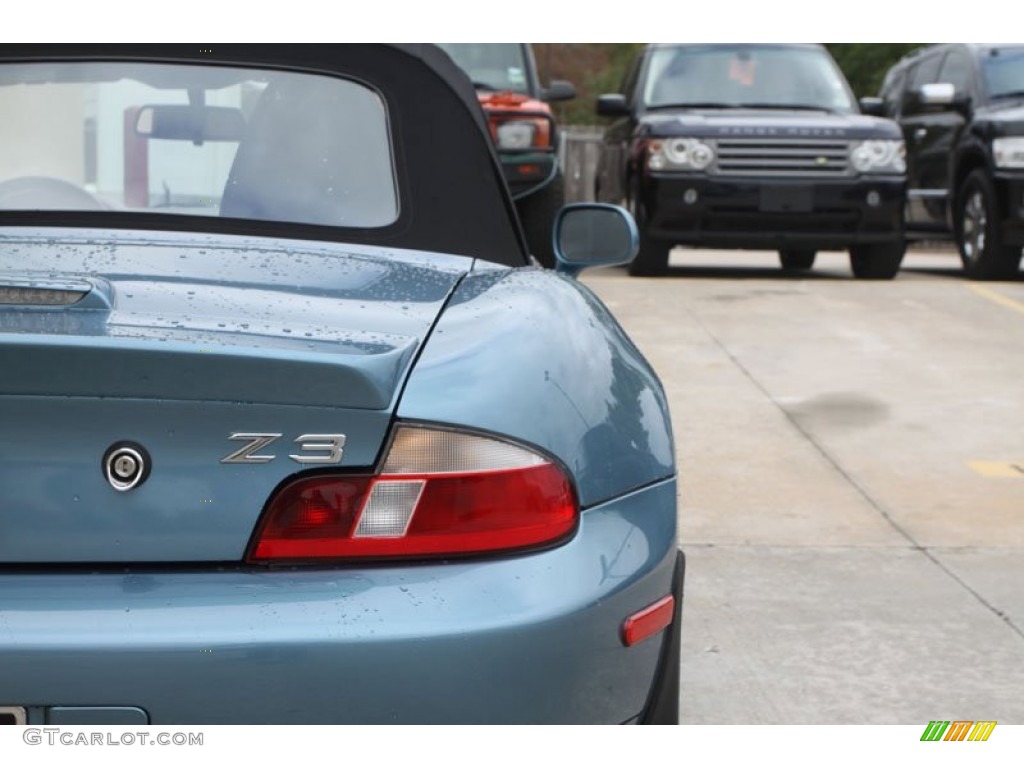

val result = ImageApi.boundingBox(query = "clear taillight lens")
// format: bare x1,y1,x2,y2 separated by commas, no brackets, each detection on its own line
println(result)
246,425,578,563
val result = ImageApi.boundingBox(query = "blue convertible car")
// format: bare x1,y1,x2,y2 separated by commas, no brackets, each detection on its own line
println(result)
0,45,682,724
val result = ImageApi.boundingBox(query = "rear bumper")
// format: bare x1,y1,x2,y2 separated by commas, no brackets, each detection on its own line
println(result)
0,479,678,724
643,172,905,249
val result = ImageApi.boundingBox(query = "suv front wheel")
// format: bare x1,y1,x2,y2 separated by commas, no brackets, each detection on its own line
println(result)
849,242,905,280
626,177,671,276
956,169,1022,280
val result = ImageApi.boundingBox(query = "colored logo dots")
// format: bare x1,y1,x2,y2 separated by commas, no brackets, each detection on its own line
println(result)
921,721,997,742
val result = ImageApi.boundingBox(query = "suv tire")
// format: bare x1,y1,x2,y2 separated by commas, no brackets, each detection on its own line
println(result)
779,250,816,271
516,172,565,269
626,177,670,276
956,169,1022,280
849,242,905,280
629,237,671,276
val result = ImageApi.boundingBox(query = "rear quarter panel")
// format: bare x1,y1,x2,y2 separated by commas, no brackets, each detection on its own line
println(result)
398,266,675,508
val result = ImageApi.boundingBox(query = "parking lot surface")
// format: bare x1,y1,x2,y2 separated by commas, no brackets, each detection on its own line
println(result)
584,247,1024,724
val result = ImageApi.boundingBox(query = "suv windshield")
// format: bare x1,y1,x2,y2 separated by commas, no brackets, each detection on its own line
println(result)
642,45,857,113
437,44,531,94
0,62,397,228
982,47,1024,99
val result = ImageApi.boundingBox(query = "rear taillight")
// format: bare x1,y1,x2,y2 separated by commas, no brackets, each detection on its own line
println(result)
246,425,577,563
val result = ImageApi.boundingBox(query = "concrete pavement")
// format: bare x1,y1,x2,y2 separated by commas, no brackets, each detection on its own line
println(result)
584,247,1024,723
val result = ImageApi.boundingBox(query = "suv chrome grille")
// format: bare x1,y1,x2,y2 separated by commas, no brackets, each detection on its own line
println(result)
713,138,851,177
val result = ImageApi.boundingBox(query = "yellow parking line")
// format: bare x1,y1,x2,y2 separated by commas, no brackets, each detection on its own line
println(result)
968,460,1024,478
968,284,1024,317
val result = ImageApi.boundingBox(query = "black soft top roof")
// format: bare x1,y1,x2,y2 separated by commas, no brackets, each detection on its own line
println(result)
0,44,528,267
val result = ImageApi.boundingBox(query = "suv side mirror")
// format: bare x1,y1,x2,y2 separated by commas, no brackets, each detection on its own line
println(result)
596,94,630,118
543,80,576,102
859,97,885,117
918,82,972,115
920,82,956,107
553,204,638,277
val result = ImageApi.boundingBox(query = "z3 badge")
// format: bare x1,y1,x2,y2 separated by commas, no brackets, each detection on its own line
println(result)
221,433,346,465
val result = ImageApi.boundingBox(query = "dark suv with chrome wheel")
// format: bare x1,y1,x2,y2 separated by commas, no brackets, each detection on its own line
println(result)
879,44,1024,279
595,43,907,278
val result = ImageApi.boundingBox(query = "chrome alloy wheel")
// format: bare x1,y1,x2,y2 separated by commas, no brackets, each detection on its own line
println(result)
962,189,987,265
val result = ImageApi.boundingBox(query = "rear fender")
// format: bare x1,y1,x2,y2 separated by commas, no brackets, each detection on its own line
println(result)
397,268,675,507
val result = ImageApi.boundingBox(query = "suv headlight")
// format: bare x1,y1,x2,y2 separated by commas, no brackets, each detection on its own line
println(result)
491,116,553,151
496,120,536,150
993,137,1024,169
648,138,716,172
850,140,906,174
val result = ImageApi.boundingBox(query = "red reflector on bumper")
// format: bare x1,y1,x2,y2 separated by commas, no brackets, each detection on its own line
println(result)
622,595,675,647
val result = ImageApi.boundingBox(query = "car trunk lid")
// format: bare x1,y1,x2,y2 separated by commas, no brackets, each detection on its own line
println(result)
0,229,470,563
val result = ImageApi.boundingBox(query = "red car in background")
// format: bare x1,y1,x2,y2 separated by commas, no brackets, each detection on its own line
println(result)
439,44,575,267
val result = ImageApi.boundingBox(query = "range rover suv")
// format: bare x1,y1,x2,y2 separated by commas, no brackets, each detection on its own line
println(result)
595,43,907,278
879,44,1024,280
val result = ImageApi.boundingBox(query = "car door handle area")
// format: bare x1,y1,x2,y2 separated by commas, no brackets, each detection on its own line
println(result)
914,128,928,141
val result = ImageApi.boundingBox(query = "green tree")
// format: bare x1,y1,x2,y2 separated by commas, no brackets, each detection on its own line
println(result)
825,43,923,97
534,44,643,125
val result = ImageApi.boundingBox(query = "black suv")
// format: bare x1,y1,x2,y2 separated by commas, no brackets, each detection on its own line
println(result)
880,44,1024,279
595,43,907,278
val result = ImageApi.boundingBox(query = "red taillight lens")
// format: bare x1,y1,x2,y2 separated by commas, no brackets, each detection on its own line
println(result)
246,427,577,563
248,478,373,552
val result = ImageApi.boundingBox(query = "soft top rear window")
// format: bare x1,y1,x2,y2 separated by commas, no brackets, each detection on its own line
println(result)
0,62,398,229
